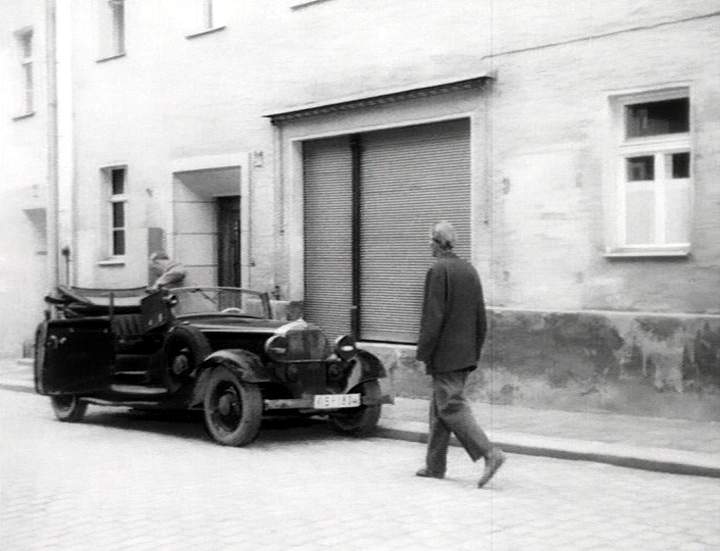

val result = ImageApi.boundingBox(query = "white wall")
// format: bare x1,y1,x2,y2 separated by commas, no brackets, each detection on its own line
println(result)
0,0,49,357
41,0,720,330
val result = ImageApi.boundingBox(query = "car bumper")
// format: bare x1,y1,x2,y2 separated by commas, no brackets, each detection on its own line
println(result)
263,393,394,411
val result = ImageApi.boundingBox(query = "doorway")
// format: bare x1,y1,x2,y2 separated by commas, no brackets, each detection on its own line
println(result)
217,196,241,287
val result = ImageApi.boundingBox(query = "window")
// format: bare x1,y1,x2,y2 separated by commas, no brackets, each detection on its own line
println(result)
611,89,692,255
290,0,335,9
98,0,125,59
202,0,215,29
186,0,226,38
105,167,127,256
15,28,33,116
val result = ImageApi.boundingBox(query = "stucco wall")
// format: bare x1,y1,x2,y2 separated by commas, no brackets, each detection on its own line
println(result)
486,16,720,313
64,0,720,312
0,0,49,357
4,0,719,377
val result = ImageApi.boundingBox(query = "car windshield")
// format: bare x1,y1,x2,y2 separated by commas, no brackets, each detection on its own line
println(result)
170,287,270,319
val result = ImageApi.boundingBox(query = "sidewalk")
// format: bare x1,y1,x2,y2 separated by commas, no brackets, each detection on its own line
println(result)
3,358,719,478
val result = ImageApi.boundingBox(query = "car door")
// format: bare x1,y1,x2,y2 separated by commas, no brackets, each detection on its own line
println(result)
35,318,114,394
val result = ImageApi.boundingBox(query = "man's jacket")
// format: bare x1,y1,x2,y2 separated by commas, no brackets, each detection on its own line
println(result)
416,251,487,374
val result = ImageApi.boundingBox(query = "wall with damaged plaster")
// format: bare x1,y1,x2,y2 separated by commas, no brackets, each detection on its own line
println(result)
361,308,720,421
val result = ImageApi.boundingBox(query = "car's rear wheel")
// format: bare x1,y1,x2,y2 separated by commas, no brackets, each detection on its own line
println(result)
327,380,382,437
50,395,88,422
203,365,262,446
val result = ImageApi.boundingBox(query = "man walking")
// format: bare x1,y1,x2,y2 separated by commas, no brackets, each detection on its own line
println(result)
415,221,505,488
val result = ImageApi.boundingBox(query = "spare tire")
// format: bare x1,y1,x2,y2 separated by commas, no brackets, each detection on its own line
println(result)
162,325,212,391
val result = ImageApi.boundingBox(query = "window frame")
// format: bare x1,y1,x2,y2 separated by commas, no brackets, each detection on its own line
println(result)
186,0,226,39
290,0,335,10
102,166,128,259
13,27,34,118
607,87,692,257
203,0,214,29
97,0,126,61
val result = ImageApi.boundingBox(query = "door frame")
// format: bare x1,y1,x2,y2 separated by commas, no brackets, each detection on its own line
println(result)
283,109,484,303
169,153,252,289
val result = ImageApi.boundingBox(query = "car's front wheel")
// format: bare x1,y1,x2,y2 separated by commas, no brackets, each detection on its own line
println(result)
203,365,262,446
327,380,382,437
50,395,88,422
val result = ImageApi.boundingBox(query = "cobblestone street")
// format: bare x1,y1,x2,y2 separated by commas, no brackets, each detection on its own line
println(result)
2,389,719,550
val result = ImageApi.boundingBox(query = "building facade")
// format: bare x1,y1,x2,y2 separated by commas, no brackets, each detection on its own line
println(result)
3,0,719,419
0,0,52,358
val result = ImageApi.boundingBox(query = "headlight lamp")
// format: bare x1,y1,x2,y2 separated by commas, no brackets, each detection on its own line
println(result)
265,334,288,362
334,334,356,361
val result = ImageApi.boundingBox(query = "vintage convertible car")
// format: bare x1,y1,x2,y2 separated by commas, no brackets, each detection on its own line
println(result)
35,285,393,446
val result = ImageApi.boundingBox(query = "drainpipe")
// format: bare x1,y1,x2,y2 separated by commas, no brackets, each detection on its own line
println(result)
46,0,60,292
271,121,283,299
349,134,362,339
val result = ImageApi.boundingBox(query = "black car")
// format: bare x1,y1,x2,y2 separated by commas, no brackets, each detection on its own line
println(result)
35,285,393,446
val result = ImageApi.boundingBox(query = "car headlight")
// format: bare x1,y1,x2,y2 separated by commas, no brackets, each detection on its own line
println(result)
334,334,356,361
265,335,288,362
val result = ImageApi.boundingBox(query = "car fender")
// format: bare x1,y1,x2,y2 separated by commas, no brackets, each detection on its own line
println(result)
342,349,387,393
190,349,270,407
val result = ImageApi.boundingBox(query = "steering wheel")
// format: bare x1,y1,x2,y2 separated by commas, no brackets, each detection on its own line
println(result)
221,307,244,315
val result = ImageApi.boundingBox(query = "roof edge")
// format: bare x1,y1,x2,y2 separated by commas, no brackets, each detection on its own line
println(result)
264,73,493,123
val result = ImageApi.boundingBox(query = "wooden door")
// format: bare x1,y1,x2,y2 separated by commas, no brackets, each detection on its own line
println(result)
217,196,241,287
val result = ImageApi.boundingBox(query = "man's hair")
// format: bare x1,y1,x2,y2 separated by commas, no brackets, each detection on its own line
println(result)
149,250,170,262
431,221,456,250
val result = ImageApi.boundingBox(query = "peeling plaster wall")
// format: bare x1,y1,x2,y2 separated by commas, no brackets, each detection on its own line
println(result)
361,309,720,421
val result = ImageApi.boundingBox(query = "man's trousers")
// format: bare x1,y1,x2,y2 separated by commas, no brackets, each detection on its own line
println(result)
426,368,491,474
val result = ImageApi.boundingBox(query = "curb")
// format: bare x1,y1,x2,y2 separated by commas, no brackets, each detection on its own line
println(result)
3,379,718,479
376,423,720,479
0,381,35,394
0,381,34,394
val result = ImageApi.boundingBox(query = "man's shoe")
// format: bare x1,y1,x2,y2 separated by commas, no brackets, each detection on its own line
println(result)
477,448,506,488
416,467,445,479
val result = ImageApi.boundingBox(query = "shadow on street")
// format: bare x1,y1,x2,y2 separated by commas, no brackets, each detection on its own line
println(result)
77,407,355,447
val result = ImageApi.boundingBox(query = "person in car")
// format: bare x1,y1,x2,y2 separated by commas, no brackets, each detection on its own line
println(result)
415,221,506,488
148,251,187,290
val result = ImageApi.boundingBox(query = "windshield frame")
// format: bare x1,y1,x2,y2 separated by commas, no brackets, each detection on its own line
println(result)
168,287,272,320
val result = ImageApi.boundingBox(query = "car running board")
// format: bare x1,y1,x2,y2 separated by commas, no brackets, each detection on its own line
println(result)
109,384,168,395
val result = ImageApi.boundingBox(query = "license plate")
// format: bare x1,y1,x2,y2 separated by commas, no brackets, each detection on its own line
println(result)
313,393,361,409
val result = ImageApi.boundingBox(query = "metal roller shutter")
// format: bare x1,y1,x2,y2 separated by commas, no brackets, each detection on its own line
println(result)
303,136,353,340
359,118,471,342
